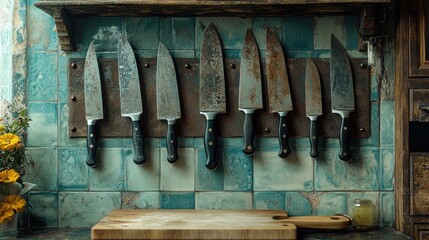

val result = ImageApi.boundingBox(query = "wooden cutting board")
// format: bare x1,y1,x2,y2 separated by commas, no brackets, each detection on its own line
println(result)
91,209,297,239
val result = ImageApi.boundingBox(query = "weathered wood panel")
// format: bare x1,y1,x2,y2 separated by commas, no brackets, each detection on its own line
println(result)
411,155,429,216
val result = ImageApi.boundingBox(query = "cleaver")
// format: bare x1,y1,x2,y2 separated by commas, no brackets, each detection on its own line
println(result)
330,34,355,161
118,35,146,165
266,28,293,158
199,23,226,170
156,42,181,164
239,29,263,156
84,42,103,168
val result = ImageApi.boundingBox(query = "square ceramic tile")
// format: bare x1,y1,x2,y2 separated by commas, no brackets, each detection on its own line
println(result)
195,192,252,209
314,16,346,50
89,148,124,191
122,192,160,209
59,192,120,227
25,147,58,191
73,17,122,51
125,147,160,191
160,148,195,191
314,192,348,215
27,102,58,147
254,192,286,210
124,17,159,50
59,147,89,190
223,147,253,191
380,148,394,190
380,101,395,147
315,148,379,190
196,146,224,191
58,103,86,147
285,192,313,216
27,52,58,101
28,192,58,227
160,192,194,209
27,0,58,51
344,16,359,50
160,17,195,50
285,16,314,50
254,149,313,191
380,192,395,227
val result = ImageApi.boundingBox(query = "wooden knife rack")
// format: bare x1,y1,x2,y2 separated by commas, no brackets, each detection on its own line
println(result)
68,57,370,138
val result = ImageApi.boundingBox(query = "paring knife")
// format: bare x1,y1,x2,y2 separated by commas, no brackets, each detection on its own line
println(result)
118,35,146,165
199,23,226,170
84,42,103,168
330,34,355,161
156,42,181,164
266,28,293,158
305,59,323,158
239,29,263,156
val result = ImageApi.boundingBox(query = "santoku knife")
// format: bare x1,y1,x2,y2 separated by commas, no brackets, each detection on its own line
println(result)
199,23,226,170
239,29,263,156
156,42,181,164
305,58,323,158
266,28,293,158
118,35,146,165
84,41,103,168
330,34,355,161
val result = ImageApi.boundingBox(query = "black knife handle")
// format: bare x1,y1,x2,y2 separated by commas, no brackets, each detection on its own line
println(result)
86,124,98,168
278,115,291,158
132,120,146,165
309,118,319,158
204,119,217,170
339,117,351,161
166,122,179,164
242,112,256,156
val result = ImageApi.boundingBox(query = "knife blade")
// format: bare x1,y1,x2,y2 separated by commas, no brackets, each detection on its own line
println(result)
330,34,355,161
199,23,226,170
239,29,262,156
265,28,293,158
156,42,181,164
84,41,103,168
118,35,146,165
305,58,323,158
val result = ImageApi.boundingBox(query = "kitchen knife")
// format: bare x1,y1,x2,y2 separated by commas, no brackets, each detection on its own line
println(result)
118,35,146,165
266,28,293,158
199,23,226,170
305,58,323,158
239,29,262,156
156,42,181,164
330,34,355,161
84,41,103,168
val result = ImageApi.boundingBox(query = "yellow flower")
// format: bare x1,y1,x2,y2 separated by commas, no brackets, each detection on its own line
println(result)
4,195,26,212
0,133,21,151
0,203,14,223
0,125,5,133
0,169,19,183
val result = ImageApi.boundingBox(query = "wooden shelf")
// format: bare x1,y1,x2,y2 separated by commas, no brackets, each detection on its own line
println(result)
34,0,390,51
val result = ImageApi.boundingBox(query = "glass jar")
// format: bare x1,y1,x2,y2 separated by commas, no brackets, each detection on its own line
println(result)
351,198,378,230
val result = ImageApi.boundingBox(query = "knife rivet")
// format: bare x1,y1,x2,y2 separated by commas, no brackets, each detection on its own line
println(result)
343,127,348,131
208,128,213,132
144,63,150,68
90,144,94,148
170,140,174,144
71,127,77,132
71,62,77,69
360,63,367,69
230,63,236,69
283,149,288,153
90,134,94,137
360,127,366,133
208,141,213,146
264,128,271,133
185,64,191,69
71,96,77,101
282,134,287,138
282,124,286,127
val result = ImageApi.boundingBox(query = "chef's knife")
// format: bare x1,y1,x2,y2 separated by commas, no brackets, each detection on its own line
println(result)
330,34,355,161
118,35,146,165
305,58,323,158
84,41,103,168
199,23,226,170
156,42,181,164
239,29,262,156
266,28,293,158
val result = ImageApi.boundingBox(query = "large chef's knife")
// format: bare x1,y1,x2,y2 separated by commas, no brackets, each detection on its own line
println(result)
305,58,323,158
156,42,181,164
330,34,355,161
84,42,103,168
118,35,146,165
199,23,226,170
266,28,293,158
239,29,262,156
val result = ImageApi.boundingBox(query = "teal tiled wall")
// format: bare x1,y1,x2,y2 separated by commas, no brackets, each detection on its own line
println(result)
14,2,397,228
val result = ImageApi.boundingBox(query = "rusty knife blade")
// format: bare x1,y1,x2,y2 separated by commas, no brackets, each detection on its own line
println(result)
305,58,322,117
84,42,103,123
239,29,262,156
